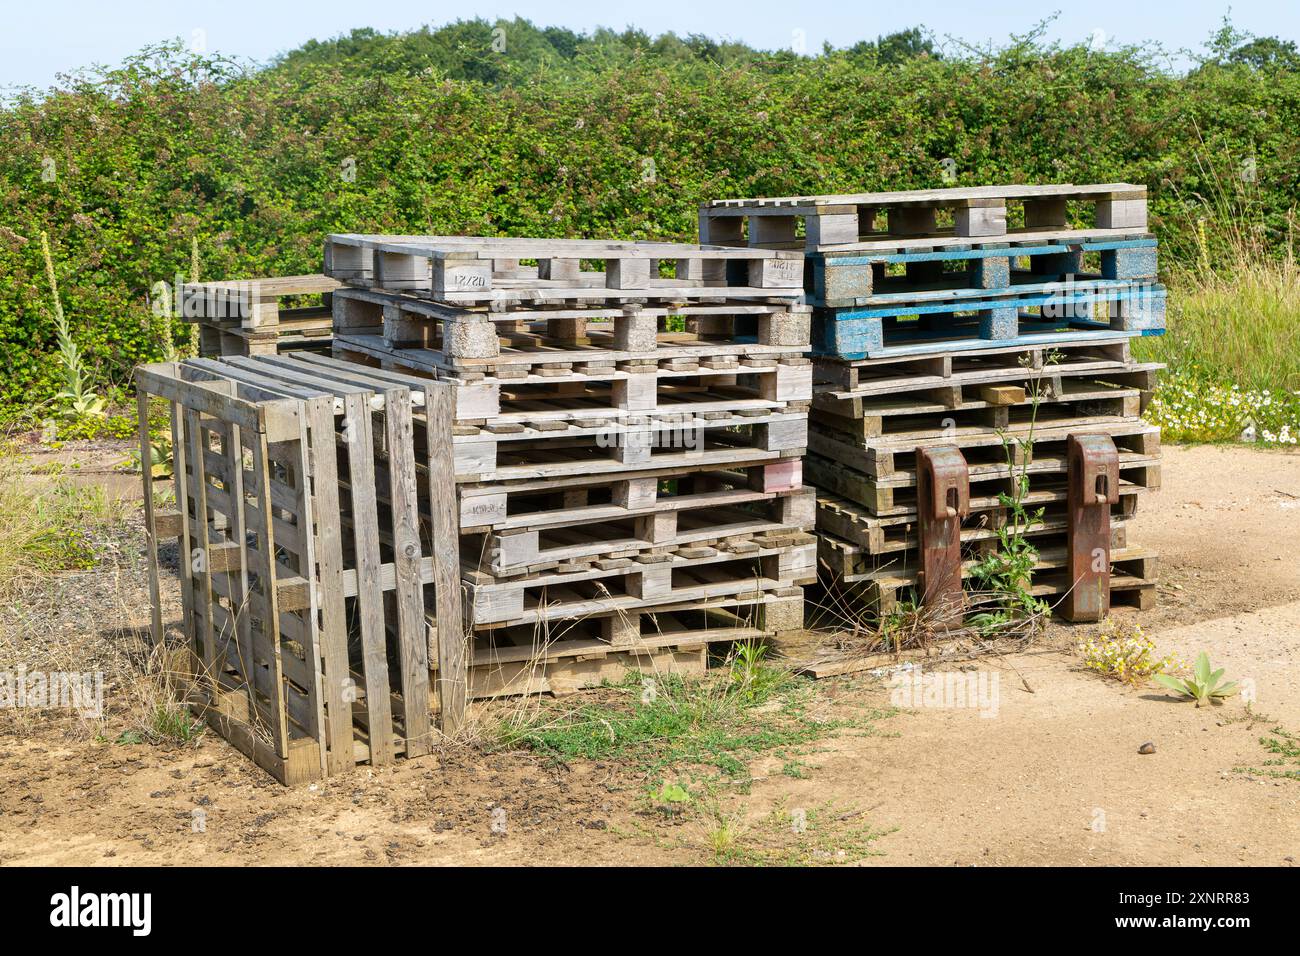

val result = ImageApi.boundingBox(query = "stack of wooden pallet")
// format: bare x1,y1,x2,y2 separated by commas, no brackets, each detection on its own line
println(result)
179,274,341,357
136,235,817,781
322,235,817,693
700,184,1163,616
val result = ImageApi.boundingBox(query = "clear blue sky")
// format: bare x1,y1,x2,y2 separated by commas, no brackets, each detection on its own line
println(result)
3,0,1295,90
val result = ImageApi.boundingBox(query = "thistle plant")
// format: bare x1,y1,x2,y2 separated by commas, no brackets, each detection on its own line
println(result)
967,353,1056,631
187,235,201,357
39,232,106,420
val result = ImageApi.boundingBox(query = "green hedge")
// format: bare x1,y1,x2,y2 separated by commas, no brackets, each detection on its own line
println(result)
2,31,1298,415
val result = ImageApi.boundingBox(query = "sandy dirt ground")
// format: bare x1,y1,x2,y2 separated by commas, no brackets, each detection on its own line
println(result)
1,443,1298,866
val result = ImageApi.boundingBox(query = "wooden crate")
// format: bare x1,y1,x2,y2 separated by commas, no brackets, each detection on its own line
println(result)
136,360,463,784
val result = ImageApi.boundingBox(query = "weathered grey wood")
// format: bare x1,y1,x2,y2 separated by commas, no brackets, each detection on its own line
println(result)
167,396,197,666
340,392,396,764
707,183,1147,210
214,419,256,733
247,434,291,757
303,396,352,771
136,388,164,645
283,404,326,764
426,382,467,732
184,408,219,678
136,364,268,435
380,385,432,756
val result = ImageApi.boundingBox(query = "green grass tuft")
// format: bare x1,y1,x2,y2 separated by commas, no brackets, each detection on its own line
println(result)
0,450,125,598
495,652,879,784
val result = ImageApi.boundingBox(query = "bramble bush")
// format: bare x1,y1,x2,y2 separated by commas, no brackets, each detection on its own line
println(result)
2,18,1300,418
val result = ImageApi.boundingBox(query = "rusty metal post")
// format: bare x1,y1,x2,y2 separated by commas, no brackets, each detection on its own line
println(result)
1063,433,1120,622
916,446,970,620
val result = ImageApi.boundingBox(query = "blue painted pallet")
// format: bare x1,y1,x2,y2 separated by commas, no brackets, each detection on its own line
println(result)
813,284,1166,360
812,237,1158,308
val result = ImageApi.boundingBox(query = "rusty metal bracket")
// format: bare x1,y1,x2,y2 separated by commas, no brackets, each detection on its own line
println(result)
1062,433,1120,622
916,446,970,620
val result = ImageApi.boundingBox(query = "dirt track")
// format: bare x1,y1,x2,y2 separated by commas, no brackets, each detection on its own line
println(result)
1,443,1298,866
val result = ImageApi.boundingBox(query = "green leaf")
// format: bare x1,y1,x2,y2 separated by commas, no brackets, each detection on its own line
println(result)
1153,673,1190,696
1194,652,1212,684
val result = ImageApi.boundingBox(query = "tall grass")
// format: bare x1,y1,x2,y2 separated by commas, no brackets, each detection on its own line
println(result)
1133,145,1300,392
0,445,124,600
1136,223,1300,393
1132,151,1300,444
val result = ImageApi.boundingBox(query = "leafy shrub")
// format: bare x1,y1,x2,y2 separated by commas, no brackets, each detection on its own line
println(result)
4,21,1300,416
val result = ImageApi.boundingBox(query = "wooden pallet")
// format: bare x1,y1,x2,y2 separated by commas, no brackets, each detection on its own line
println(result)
436,591,804,699
465,534,817,627
180,275,342,357
457,458,803,532
811,390,1149,455
815,476,1145,555
816,362,1160,417
324,234,805,303
812,376,1148,442
818,515,1134,580
474,484,815,576
821,537,1157,615
814,334,1145,392
316,349,813,422
812,283,1166,360
805,422,1160,515
197,312,333,358
852,546,1159,613
136,360,464,784
331,288,811,368
453,407,806,482
806,416,1158,478
809,237,1157,308
702,183,1149,252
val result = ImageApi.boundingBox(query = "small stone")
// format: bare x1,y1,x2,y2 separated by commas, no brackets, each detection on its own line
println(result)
1138,742,1156,755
